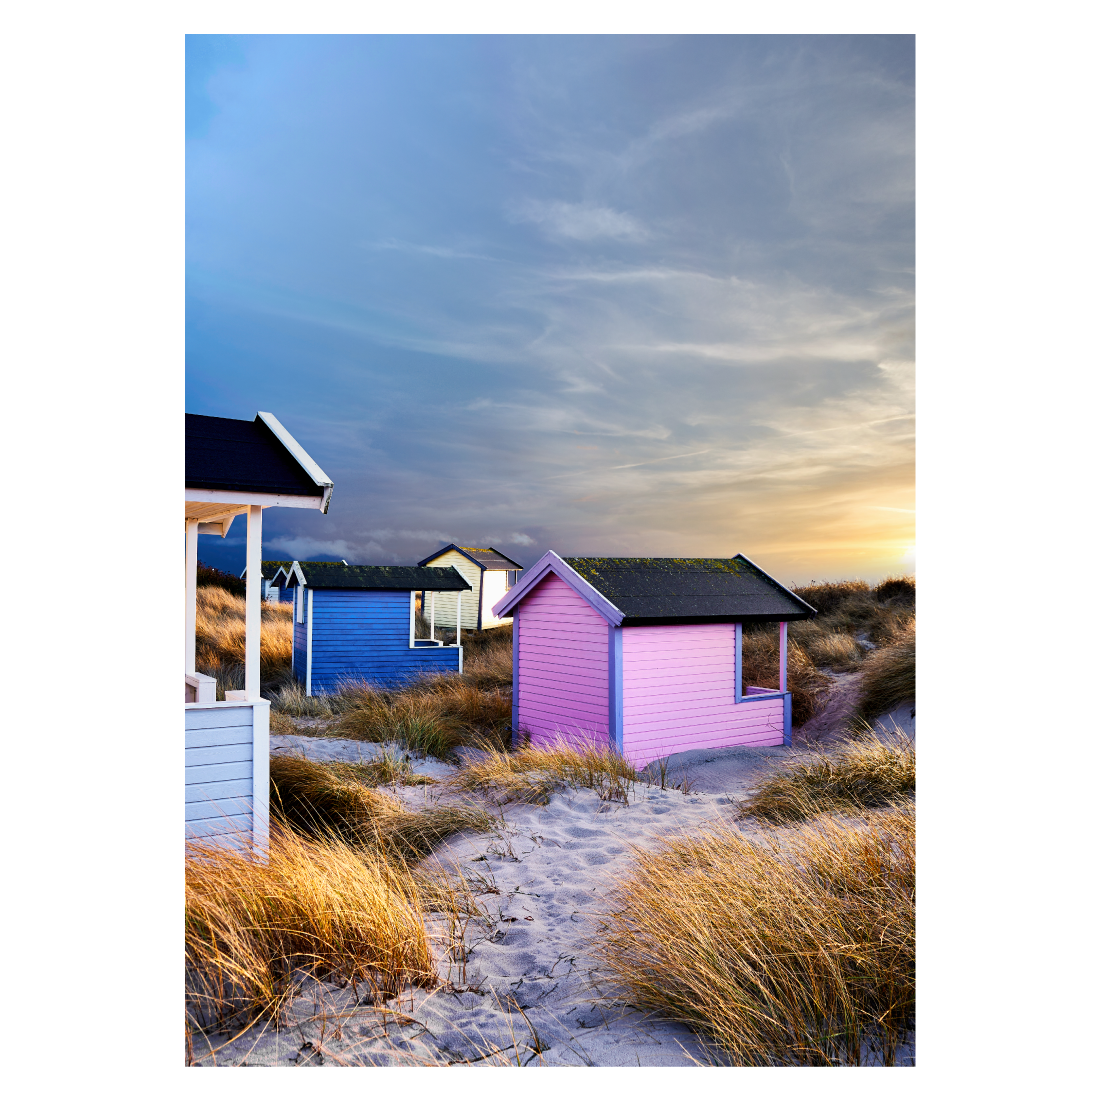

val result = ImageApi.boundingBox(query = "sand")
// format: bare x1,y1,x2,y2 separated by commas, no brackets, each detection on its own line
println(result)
189,691,914,1067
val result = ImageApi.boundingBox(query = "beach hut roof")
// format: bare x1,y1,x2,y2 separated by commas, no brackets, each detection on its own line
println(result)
186,412,334,511
242,560,342,580
418,544,525,571
493,551,816,625
286,561,472,591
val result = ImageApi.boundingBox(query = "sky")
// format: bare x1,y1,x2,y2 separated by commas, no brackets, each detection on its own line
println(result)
186,34,914,586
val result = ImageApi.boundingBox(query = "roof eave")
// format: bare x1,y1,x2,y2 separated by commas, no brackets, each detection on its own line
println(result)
734,552,819,618
619,612,816,626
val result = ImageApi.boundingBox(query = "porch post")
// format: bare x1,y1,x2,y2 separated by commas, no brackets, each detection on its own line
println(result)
779,621,788,693
734,621,742,703
185,519,199,674
245,504,262,701
430,590,436,641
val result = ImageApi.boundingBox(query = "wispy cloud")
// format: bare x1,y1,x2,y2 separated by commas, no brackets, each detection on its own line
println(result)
508,199,649,242
187,35,913,582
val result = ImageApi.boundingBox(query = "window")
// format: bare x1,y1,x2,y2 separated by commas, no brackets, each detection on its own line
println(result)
296,585,305,624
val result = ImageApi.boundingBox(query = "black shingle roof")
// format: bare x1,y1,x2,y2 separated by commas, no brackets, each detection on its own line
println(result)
418,544,525,571
292,562,471,591
186,414,324,498
563,555,816,625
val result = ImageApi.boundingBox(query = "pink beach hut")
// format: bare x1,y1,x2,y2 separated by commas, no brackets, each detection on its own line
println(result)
491,552,817,767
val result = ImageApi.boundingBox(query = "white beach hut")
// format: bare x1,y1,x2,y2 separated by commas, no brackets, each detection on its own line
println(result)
185,411,333,854
416,545,524,632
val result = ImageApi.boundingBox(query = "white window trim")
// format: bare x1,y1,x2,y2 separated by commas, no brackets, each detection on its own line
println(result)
408,589,463,667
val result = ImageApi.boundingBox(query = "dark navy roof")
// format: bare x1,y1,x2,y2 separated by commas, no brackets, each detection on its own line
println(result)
290,562,471,591
563,555,816,625
418,544,525,570
186,414,324,498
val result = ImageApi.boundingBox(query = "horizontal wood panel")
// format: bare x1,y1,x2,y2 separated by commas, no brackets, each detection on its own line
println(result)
624,681,734,702
185,813,253,839
521,630,607,650
185,742,254,767
628,716,783,743
519,696,608,724
519,660,607,680
624,694,737,718
624,624,732,639
184,777,254,806
626,704,783,735
520,670,608,695
622,642,733,659
185,726,255,750
623,643,733,662
624,651,734,668
627,728,784,753
520,688,609,715
519,707,608,734
519,652,608,674
185,830,252,853
185,793,253,821
519,620,607,638
186,760,253,785
184,707,255,732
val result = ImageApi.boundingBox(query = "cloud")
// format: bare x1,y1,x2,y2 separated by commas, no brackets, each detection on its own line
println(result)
509,200,649,242
266,536,360,560
509,533,535,545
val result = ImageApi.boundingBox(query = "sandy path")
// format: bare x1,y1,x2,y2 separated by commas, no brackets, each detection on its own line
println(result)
194,736,795,1067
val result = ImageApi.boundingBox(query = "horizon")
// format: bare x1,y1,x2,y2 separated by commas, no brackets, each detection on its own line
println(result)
187,35,914,586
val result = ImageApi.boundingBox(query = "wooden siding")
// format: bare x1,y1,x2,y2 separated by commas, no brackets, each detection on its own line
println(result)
301,588,460,693
420,550,481,630
515,573,610,749
185,705,254,846
620,624,784,766
293,609,306,676
480,568,512,628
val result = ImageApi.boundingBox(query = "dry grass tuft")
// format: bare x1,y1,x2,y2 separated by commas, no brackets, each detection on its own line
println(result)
270,754,492,862
874,575,916,603
195,586,294,698
592,807,915,1065
857,621,916,720
789,575,915,649
185,829,436,1031
738,731,915,823
448,737,639,805
274,673,513,759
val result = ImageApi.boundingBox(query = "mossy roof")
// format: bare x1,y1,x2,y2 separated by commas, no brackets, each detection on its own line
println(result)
563,555,816,624
290,562,472,591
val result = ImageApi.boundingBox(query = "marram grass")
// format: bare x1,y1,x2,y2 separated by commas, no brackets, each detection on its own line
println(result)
592,807,915,1065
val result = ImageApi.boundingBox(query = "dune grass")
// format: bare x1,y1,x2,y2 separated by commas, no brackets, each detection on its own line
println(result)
592,806,915,1066
447,737,639,805
195,585,294,698
269,652,514,758
780,575,915,667
270,754,493,862
857,621,916,720
185,829,438,1032
738,730,915,823
739,631,829,726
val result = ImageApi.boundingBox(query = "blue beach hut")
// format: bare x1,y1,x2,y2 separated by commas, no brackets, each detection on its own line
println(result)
284,561,473,694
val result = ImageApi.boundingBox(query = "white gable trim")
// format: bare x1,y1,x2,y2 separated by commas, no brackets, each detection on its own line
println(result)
256,411,335,514
491,550,623,625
